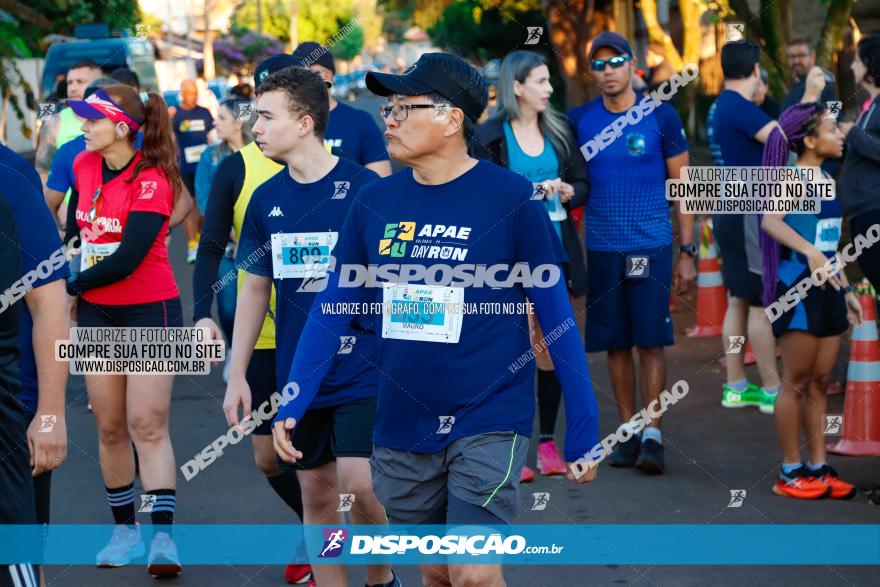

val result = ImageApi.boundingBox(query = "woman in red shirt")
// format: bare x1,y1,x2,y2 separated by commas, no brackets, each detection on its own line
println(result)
65,85,183,577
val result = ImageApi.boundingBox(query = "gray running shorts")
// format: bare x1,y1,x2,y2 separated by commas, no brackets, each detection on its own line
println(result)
370,431,528,525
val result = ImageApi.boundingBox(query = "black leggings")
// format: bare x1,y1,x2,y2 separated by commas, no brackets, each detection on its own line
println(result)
851,210,880,292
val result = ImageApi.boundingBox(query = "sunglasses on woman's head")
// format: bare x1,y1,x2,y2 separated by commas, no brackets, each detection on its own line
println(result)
87,186,102,223
591,55,632,72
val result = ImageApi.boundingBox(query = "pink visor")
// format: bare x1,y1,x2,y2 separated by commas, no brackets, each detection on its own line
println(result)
68,88,141,131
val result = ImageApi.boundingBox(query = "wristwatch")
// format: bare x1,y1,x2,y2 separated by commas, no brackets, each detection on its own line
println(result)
679,244,698,257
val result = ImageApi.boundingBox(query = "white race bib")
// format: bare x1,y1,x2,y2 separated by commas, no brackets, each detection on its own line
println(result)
81,241,120,271
382,283,464,344
184,144,208,164
814,218,842,253
271,232,337,279
546,193,567,222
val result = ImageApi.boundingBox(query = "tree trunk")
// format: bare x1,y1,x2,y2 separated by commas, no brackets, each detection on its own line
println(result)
816,0,856,71
639,0,683,71
203,1,216,79
543,0,599,107
758,0,790,85
289,0,298,49
678,0,706,66
0,89,8,144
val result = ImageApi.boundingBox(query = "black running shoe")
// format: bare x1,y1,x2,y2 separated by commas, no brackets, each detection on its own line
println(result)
608,435,640,467
636,439,665,475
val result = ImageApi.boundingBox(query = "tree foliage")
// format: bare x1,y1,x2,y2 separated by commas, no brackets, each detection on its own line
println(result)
297,0,365,61
428,0,544,64
1,0,139,141
231,0,293,43
213,28,285,75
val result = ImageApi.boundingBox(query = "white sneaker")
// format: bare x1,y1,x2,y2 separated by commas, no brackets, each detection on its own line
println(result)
96,524,144,567
147,531,181,577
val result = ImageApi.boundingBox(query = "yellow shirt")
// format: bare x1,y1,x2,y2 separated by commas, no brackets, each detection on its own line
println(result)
56,107,84,148
235,142,284,350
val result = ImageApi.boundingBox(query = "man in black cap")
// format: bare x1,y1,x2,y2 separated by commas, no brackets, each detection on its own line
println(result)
273,51,599,586
568,31,693,475
292,42,392,177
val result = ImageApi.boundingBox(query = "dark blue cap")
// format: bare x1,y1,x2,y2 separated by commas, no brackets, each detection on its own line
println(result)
254,54,306,88
589,32,633,60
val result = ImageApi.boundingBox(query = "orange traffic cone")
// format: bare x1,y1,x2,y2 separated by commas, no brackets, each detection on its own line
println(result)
743,341,756,365
828,285,880,456
687,219,727,337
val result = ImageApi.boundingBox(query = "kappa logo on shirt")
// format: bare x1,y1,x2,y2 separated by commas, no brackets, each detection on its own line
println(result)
332,181,350,199
268,206,284,218
139,181,157,200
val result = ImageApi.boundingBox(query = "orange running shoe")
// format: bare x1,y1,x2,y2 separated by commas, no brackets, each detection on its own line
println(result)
520,465,535,483
813,464,857,499
772,466,831,500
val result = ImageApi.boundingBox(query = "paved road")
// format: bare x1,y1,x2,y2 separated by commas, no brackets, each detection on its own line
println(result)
42,98,879,586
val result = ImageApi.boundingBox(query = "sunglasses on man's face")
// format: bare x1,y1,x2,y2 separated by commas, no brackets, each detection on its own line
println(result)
591,55,632,72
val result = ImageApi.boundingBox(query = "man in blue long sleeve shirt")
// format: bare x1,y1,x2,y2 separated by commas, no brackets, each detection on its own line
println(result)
272,52,599,587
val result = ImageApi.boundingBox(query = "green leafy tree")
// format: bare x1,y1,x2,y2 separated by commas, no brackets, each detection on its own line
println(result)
297,0,364,61
726,0,857,99
231,0,292,43
428,0,544,63
0,0,141,141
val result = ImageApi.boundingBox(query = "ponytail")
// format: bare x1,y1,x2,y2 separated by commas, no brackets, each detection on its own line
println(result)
759,102,824,306
131,92,182,196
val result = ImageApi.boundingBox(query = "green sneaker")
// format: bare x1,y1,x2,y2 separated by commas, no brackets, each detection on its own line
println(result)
721,382,764,408
758,390,777,414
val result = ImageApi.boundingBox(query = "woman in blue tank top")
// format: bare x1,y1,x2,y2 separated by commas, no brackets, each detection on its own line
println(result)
761,102,863,501
472,51,589,482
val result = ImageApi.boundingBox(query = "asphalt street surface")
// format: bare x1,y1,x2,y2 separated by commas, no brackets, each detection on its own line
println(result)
43,96,879,587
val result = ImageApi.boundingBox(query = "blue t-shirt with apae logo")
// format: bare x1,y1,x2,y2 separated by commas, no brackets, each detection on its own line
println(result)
276,159,600,461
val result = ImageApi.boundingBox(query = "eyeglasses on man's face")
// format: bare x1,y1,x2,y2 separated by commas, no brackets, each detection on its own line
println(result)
379,103,452,122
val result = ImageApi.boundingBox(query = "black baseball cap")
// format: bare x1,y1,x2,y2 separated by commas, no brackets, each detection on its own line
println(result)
589,31,634,60
292,41,336,74
366,53,487,123
254,54,306,88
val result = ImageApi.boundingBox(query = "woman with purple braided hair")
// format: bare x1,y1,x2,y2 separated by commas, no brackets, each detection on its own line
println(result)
760,102,863,500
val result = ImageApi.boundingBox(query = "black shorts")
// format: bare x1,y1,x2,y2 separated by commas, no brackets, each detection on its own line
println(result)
180,171,196,199
0,397,35,525
246,349,276,436
714,214,764,306
77,297,184,328
772,259,849,338
284,397,376,470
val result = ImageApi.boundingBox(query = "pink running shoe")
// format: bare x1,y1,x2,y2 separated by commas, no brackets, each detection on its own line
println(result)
537,441,566,476
520,465,535,483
